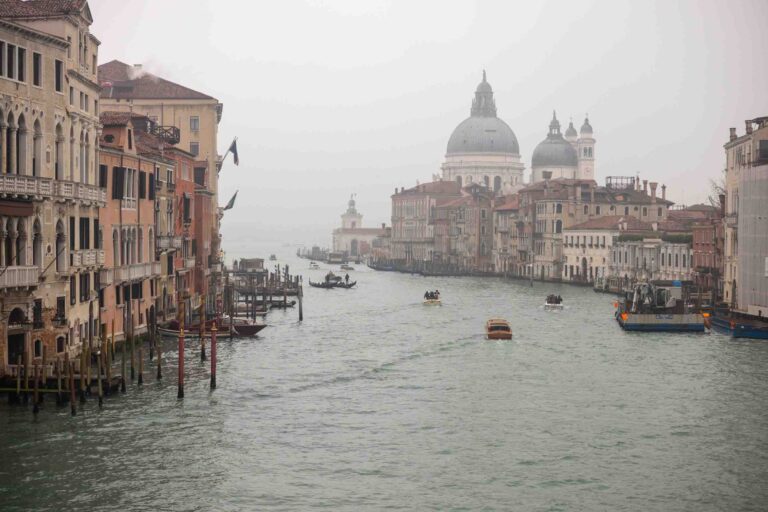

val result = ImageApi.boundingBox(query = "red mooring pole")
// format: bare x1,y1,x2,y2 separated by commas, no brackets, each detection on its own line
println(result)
210,322,217,390
178,328,185,399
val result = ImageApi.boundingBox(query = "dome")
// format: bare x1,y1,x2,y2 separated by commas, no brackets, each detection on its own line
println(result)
446,71,520,155
580,116,593,135
531,111,578,167
565,120,577,138
447,116,520,154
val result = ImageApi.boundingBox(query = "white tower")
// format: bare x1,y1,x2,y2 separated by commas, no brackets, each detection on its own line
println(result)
577,116,595,180
341,194,363,229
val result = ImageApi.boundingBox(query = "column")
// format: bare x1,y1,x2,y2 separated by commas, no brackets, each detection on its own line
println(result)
0,124,6,173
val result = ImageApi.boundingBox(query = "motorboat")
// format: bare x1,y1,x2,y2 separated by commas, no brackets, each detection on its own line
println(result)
486,318,512,340
340,264,354,271
544,294,564,310
423,298,442,306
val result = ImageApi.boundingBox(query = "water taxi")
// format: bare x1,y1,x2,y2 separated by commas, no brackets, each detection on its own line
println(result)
423,298,442,306
309,261,320,269
486,318,512,340
544,294,564,310
615,281,706,332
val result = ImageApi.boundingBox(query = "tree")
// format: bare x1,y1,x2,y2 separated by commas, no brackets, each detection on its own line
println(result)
707,168,726,208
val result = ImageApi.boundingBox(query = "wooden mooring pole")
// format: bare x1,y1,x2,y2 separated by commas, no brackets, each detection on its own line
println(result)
156,329,163,380
120,324,127,393
32,365,40,415
178,328,185,399
210,323,217,390
79,347,86,404
138,346,144,386
68,357,76,416
97,342,104,408
200,298,206,362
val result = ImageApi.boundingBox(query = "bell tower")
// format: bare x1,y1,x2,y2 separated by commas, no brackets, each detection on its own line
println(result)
341,194,363,229
577,115,595,180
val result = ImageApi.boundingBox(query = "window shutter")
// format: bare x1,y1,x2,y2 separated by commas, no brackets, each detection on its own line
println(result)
69,217,75,250
112,167,125,199
99,164,108,188
148,173,155,200
139,171,146,199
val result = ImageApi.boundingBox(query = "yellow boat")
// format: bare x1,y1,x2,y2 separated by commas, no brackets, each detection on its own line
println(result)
485,318,512,340
423,299,442,306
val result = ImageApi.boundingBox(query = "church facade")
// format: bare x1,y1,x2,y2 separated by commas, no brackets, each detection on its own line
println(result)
332,196,387,258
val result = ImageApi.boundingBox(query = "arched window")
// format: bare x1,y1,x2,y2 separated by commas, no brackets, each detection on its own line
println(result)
56,220,66,272
33,119,42,177
56,336,65,353
555,220,562,233
69,125,76,181
138,228,144,263
5,218,14,266
113,230,119,266
642,207,648,216
34,339,43,358
583,205,589,215
15,218,26,265
79,130,86,183
16,114,27,175
32,219,42,267
55,124,64,180
596,205,601,215
493,176,501,193
483,176,490,189
556,203,562,214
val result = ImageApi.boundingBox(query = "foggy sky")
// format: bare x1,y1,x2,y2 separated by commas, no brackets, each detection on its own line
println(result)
90,0,768,249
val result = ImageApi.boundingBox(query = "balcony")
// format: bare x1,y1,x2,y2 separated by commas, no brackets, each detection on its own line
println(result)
0,174,105,206
70,249,105,268
0,266,40,288
157,235,183,251
55,181,107,205
184,258,196,269
99,268,113,286
114,261,162,282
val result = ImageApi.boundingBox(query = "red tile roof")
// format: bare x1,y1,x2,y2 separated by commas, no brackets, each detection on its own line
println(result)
493,195,519,211
98,60,214,100
567,215,652,231
99,111,135,126
0,0,87,17
394,181,461,197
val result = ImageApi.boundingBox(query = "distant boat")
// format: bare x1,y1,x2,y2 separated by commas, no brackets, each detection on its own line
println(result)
486,318,512,340
340,264,354,271
544,294,564,310
308,280,356,289
269,254,277,261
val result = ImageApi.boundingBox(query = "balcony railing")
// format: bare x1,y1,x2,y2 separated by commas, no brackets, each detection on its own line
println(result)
70,249,105,268
0,175,108,206
99,268,113,286
184,258,196,269
157,235,183,250
114,261,162,282
0,266,40,288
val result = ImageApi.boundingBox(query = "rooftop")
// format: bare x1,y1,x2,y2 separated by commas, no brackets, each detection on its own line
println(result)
98,60,215,101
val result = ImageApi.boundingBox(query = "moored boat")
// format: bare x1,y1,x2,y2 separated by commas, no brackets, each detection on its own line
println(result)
615,281,706,332
486,318,512,340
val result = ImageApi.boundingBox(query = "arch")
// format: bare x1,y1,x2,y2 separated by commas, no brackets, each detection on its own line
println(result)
8,307,26,326
15,218,26,265
32,218,42,267
32,119,42,177
493,176,501,193
34,339,43,358
483,175,490,189
555,220,562,234
581,257,588,282
112,229,119,266
4,112,13,173
4,218,14,266
55,219,66,272
16,113,27,175
69,125,75,181
54,123,64,180
56,336,66,353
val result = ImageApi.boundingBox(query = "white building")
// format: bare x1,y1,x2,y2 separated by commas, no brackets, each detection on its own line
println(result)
610,238,693,283
530,112,595,184
441,72,525,195
332,195,387,258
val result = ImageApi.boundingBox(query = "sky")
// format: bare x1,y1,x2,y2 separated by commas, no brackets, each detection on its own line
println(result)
90,0,768,249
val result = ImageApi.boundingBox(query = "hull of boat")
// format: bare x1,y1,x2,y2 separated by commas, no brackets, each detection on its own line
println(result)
616,312,705,332
486,332,512,340
423,299,441,305
544,303,564,310
711,316,768,339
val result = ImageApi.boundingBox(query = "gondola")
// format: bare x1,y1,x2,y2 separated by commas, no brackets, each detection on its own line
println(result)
308,280,356,289
157,323,267,339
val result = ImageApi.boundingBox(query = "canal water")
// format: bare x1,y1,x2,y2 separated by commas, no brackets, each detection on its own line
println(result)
1,249,768,511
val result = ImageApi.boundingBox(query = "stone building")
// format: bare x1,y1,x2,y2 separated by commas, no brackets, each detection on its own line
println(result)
734,116,768,317
390,181,461,266
492,195,521,276
609,238,694,283
0,1,104,376
331,195,387,258
441,72,525,195
433,184,494,272
723,116,768,312
98,112,161,341
98,59,223,312
530,112,595,184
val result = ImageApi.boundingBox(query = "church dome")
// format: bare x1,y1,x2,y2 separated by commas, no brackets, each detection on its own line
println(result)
532,111,578,167
565,120,577,138
580,116,593,135
446,71,520,155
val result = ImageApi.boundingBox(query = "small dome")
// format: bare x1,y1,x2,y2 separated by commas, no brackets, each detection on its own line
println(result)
565,120,577,138
532,112,578,167
580,116,593,135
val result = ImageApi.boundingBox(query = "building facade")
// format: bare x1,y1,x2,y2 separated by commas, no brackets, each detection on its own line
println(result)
0,1,104,376
331,195,387,258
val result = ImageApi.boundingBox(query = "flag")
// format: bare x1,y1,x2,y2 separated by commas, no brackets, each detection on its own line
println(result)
228,138,239,166
223,190,238,210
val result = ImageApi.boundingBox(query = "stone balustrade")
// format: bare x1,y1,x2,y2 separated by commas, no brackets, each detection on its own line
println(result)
0,174,106,205
0,266,40,288
114,261,162,282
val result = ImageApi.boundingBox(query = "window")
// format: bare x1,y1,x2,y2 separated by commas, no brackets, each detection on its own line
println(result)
190,142,199,156
17,47,25,82
69,86,74,105
57,336,65,353
127,129,133,149
642,207,648,217
624,206,629,215
70,275,76,305
0,42,4,78
55,59,63,92
6,43,17,80
595,206,601,215
657,207,662,217
190,116,200,131
32,52,42,86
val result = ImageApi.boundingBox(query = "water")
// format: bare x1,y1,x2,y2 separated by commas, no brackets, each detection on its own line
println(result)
2,251,768,511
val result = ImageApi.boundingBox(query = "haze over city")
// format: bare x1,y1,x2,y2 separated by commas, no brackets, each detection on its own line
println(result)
89,0,768,247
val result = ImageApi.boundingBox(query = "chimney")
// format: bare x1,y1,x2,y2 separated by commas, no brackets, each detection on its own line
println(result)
730,127,737,141
661,184,666,201
643,180,648,195
650,182,658,203
746,120,753,135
